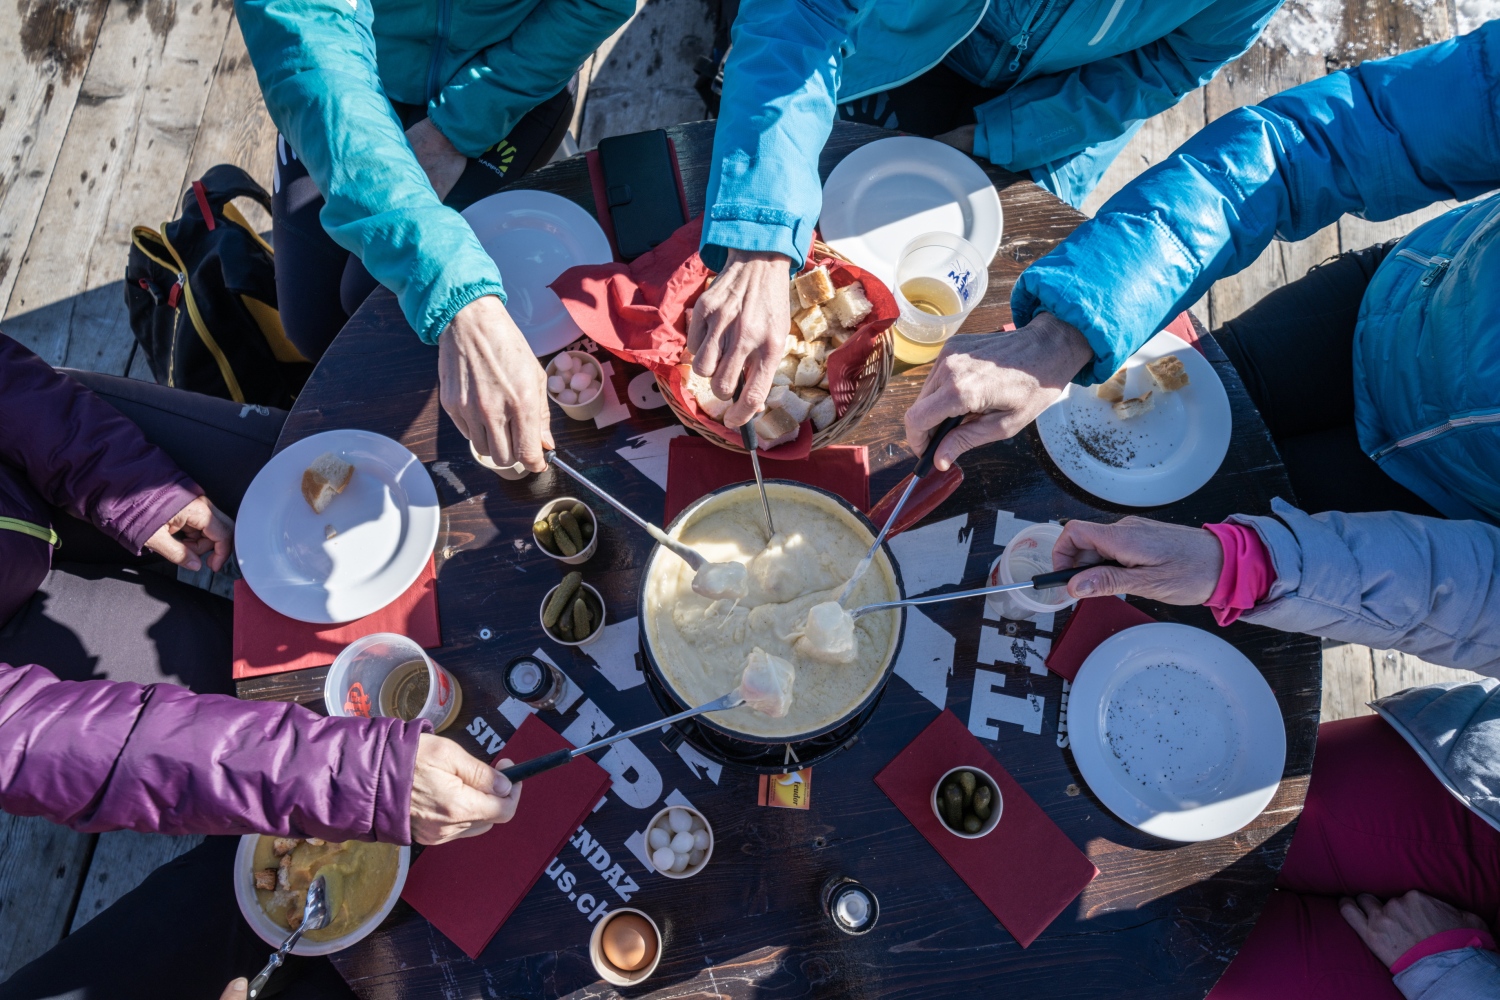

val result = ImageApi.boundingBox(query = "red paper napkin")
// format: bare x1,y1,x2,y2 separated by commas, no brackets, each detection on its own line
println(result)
401,714,611,959
874,710,1097,947
1043,597,1156,681
663,437,870,523
1163,310,1204,354
231,556,441,679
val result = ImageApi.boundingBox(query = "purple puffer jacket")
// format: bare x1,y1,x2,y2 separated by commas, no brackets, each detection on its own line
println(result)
0,662,426,843
0,332,202,624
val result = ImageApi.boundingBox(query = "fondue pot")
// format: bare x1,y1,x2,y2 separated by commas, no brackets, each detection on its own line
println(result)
636,481,907,774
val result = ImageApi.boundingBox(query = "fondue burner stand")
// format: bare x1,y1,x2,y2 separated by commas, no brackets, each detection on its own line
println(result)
638,653,886,774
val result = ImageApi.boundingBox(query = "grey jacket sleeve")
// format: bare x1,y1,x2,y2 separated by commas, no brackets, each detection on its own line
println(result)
1229,499,1500,674
1395,948,1500,1000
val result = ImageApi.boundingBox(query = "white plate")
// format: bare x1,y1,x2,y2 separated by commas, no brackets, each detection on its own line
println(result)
461,190,614,356
819,136,1002,291
236,429,439,624
1068,623,1285,842
1036,331,1231,507
233,835,410,956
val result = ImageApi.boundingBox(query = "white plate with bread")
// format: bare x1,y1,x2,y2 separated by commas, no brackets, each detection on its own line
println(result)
1035,330,1231,507
236,429,440,623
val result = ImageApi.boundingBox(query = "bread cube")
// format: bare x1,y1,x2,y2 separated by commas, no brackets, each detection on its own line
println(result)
810,394,838,430
793,386,829,404
765,384,790,409
827,282,873,328
818,371,830,389
1094,369,1126,403
794,305,831,341
692,380,732,419
1146,354,1190,391
776,390,813,424
794,355,824,387
754,407,801,447
1112,392,1154,420
773,355,798,386
792,266,836,308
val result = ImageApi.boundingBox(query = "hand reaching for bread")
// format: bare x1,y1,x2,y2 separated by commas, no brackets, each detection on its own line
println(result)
145,495,234,572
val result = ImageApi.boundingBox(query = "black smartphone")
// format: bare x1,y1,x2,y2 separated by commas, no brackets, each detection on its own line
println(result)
596,130,687,260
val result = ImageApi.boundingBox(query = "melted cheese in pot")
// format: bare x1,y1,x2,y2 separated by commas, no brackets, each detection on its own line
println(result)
644,485,899,738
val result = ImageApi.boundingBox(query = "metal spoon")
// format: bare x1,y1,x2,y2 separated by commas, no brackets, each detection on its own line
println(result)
836,415,964,606
499,689,746,782
248,875,330,999
847,564,1117,619
544,451,713,573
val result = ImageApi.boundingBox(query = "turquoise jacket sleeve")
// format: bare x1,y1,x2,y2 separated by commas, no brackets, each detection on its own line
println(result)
973,0,1280,172
236,0,506,345
428,0,632,157
1012,22,1500,383
700,0,872,272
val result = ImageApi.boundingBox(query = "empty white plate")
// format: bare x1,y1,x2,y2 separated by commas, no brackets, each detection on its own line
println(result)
1036,330,1231,507
236,429,440,624
461,190,613,357
819,136,1002,291
1068,623,1285,842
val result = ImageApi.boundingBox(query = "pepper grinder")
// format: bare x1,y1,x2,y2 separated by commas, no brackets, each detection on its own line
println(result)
821,876,879,935
502,655,567,710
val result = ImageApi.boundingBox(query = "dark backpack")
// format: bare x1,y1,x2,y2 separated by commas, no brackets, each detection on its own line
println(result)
126,165,310,408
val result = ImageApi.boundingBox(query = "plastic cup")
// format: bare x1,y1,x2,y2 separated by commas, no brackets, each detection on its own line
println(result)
891,231,988,364
986,522,1078,621
324,633,462,732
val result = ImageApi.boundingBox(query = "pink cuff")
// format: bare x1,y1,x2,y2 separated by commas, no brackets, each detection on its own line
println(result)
1202,522,1275,626
1391,927,1497,975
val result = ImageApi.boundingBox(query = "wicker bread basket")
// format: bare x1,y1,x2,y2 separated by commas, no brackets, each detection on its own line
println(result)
659,241,895,453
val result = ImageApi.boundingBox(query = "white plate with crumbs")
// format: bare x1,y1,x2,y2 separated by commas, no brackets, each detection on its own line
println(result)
819,136,1001,292
1035,330,1230,507
236,429,439,624
1068,623,1285,842
462,190,613,356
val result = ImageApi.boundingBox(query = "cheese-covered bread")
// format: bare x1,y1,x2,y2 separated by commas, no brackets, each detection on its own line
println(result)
302,452,354,514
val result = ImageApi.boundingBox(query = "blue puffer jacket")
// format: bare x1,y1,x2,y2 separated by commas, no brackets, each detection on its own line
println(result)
701,0,1283,270
1013,23,1500,523
237,0,632,344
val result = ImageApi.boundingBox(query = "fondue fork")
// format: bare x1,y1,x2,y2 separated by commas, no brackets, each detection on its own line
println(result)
847,564,1119,619
498,690,747,782
739,416,777,539
248,876,329,999
544,451,716,572
836,415,964,606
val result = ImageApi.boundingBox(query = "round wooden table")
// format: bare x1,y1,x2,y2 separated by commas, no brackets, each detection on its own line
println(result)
243,120,1320,999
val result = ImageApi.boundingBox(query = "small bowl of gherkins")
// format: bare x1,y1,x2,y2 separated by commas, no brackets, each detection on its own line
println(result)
539,572,606,646
533,497,597,565
931,766,1003,840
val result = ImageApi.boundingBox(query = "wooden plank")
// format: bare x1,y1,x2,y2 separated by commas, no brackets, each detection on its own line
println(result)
576,0,712,149
0,813,92,980
69,831,205,933
1339,200,1460,252
1320,640,1375,722
2,0,235,372
1371,649,1486,700
1203,42,1338,329
0,0,110,317
179,13,276,236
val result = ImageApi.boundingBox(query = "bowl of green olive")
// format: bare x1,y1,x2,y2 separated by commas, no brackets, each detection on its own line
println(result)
931,766,1002,839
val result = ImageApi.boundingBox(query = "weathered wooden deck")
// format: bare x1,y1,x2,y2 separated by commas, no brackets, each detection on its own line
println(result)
0,0,1483,983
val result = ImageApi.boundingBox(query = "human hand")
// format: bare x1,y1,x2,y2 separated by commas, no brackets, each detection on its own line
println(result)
1340,890,1489,969
145,495,234,572
687,249,793,427
219,978,248,1000
933,124,976,154
406,118,466,202
438,295,554,472
1052,517,1224,605
410,734,521,845
904,312,1093,470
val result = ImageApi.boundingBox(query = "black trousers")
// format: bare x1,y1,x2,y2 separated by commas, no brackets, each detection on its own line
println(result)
1213,241,1440,518
0,373,285,694
272,86,577,362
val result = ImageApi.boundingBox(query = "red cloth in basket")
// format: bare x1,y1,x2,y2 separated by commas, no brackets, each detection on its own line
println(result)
549,217,897,460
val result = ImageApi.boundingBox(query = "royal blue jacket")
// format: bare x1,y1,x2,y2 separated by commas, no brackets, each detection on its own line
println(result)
701,0,1283,270
1014,22,1500,523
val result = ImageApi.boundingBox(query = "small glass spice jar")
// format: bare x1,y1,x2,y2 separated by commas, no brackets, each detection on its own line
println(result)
502,655,567,710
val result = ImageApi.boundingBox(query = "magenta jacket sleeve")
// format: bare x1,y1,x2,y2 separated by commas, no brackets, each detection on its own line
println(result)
0,332,201,554
0,663,426,844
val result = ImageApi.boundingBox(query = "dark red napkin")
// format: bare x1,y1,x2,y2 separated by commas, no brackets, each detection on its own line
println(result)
1043,597,1156,681
231,556,440,679
401,714,611,959
874,710,1097,947
663,437,870,523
